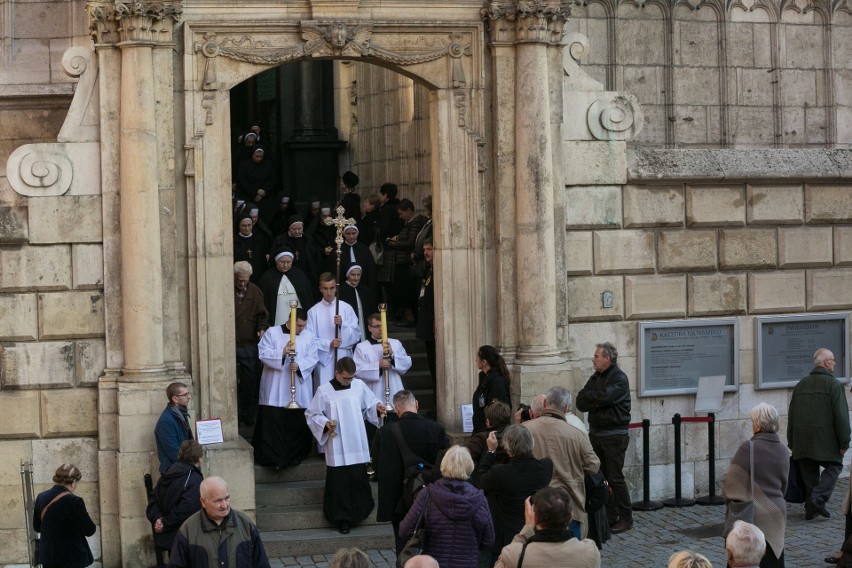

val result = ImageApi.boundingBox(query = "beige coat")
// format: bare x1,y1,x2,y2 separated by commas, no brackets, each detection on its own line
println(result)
523,410,600,537
495,525,601,568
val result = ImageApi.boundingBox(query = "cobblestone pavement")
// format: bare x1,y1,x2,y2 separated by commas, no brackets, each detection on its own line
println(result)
268,478,848,567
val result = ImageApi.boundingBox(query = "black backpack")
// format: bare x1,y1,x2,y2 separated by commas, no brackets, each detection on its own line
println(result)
390,422,436,513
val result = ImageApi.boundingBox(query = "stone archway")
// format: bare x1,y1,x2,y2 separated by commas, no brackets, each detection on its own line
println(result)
181,20,492,438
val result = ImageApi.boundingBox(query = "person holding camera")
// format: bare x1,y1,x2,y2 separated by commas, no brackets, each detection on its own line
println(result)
473,425,554,567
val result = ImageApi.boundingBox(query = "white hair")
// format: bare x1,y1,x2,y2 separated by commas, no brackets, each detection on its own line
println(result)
814,348,834,366
234,261,252,276
749,402,779,434
726,521,766,565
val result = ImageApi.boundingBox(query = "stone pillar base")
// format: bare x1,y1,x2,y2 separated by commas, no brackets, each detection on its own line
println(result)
511,361,587,409
200,438,257,518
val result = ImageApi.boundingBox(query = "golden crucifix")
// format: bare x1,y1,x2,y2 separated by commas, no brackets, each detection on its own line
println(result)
324,205,356,361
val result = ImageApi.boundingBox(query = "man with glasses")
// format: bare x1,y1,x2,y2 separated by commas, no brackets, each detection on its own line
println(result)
154,382,194,474
788,347,850,520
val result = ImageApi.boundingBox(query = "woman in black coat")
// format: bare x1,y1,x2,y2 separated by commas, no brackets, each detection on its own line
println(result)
472,424,553,567
146,439,204,557
472,345,512,433
33,463,97,568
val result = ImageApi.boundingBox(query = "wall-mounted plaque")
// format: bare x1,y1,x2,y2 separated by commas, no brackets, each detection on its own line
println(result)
639,319,739,397
756,313,849,389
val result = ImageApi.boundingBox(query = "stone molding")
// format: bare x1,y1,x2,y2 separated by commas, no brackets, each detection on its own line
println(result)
481,0,572,45
628,149,852,182
87,0,183,46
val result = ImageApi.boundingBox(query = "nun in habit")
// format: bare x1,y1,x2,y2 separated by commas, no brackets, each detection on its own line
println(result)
259,250,314,325
338,265,377,343
253,308,319,469
338,225,377,294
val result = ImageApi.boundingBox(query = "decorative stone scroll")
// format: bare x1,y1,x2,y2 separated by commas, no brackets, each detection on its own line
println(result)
587,92,643,141
7,145,74,197
58,47,100,143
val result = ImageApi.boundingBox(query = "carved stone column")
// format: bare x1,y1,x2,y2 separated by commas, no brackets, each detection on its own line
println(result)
483,1,570,373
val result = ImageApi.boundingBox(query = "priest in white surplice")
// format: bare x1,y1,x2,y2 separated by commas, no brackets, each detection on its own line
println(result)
252,308,319,468
305,272,361,389
305,356,386,534
353,312,412,406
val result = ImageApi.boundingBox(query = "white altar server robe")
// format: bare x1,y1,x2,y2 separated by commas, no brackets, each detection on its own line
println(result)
352,337,412,403
305,379,381,467
306,299,361,385
258,326,319,408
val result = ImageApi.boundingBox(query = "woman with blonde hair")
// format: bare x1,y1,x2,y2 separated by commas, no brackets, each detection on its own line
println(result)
668,550,713,568
399,445,494,568
33,463,97,567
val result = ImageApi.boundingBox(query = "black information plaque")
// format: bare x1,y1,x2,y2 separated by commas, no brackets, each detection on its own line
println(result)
756,313,849,389
639,319,739,397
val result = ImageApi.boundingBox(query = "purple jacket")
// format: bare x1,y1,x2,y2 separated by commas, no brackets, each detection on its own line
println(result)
399,477,494,568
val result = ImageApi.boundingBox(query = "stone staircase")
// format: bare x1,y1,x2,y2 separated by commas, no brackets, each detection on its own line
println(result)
252,323,434,557
255,459,395,556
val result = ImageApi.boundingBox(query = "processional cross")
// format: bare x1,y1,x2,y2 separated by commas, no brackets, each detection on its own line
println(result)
324,206,357,361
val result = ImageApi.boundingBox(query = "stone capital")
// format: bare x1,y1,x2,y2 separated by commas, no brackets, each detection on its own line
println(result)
87,1,182,47
481,0,571,46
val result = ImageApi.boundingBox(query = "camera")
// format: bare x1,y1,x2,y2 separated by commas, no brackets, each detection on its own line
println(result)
517,403,531,422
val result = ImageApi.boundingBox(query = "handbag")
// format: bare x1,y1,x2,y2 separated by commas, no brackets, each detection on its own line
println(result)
784,455,805,503
397,489,429,568
723,440,755,537
369,240,384,266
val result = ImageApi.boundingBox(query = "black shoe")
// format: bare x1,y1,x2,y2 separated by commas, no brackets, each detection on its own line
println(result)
825,554,841,564
338,521,350,534
806,499,830,519
610,519,633,534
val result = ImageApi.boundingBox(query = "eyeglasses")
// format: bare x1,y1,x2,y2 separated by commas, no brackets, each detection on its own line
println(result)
368,324,381,329
175,392,191,398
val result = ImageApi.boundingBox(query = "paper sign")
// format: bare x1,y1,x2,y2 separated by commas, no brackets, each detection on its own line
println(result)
196,418,224,445
460,404,474,433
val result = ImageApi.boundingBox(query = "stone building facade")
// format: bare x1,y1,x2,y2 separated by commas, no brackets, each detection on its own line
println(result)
0,0,850,565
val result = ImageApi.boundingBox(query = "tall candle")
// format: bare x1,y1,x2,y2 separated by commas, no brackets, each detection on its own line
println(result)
289,300,298,347
379,303,388,348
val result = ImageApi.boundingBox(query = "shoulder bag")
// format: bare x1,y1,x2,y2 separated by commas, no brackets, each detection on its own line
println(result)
723,440,754,537
397,489,429,568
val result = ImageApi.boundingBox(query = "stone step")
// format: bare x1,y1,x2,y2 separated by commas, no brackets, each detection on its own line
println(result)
255,479,381,508
257,503,385,531
254,458,327,484
260,523,395,557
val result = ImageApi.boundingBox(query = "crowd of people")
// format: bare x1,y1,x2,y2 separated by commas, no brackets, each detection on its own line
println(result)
30,345,852,567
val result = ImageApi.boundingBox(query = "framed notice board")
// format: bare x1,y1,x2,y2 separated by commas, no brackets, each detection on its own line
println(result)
639,319,739,397
756,313,849,389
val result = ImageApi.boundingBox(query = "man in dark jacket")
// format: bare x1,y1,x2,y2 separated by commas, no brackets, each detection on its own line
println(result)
234,261,269,425
788,347,851,519
146,440,204,558
154,382,194,474
385,198,426,326
576,341,632,533
372,390,449,553
168,476,270,568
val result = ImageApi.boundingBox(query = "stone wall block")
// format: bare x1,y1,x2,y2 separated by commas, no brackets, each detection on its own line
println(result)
41,388,97,436
565,231,593,275
564,186,622,229
28,195,103,244
717,418,752,460
0,529,29,565
0,441,33,486
0,341,75,389
807,268,852,309
0,293,38,340
688,273,747,316
566,321,636,362
686,185,745,227
76,339,105,387
593,230,656,274
0,391,40,438
623,185,684,228
719,229,777,270
563,141,627,186
31,437,98,484
0,206,28,243
37,290,105,340
71,244,104,289
0,245,71,291
836,227,852,267
117,451,153,516
806,185,852,223
746,184,803,225
658,230,717,272
625,275,687,319
567,275,624,322
778,226,833,268
747,271,806,314
737,383,788,417
117,415,156,453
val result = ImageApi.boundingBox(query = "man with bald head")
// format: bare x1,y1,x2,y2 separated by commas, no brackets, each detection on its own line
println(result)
168,476,270,567
788,347,851,520
404,555,440,568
